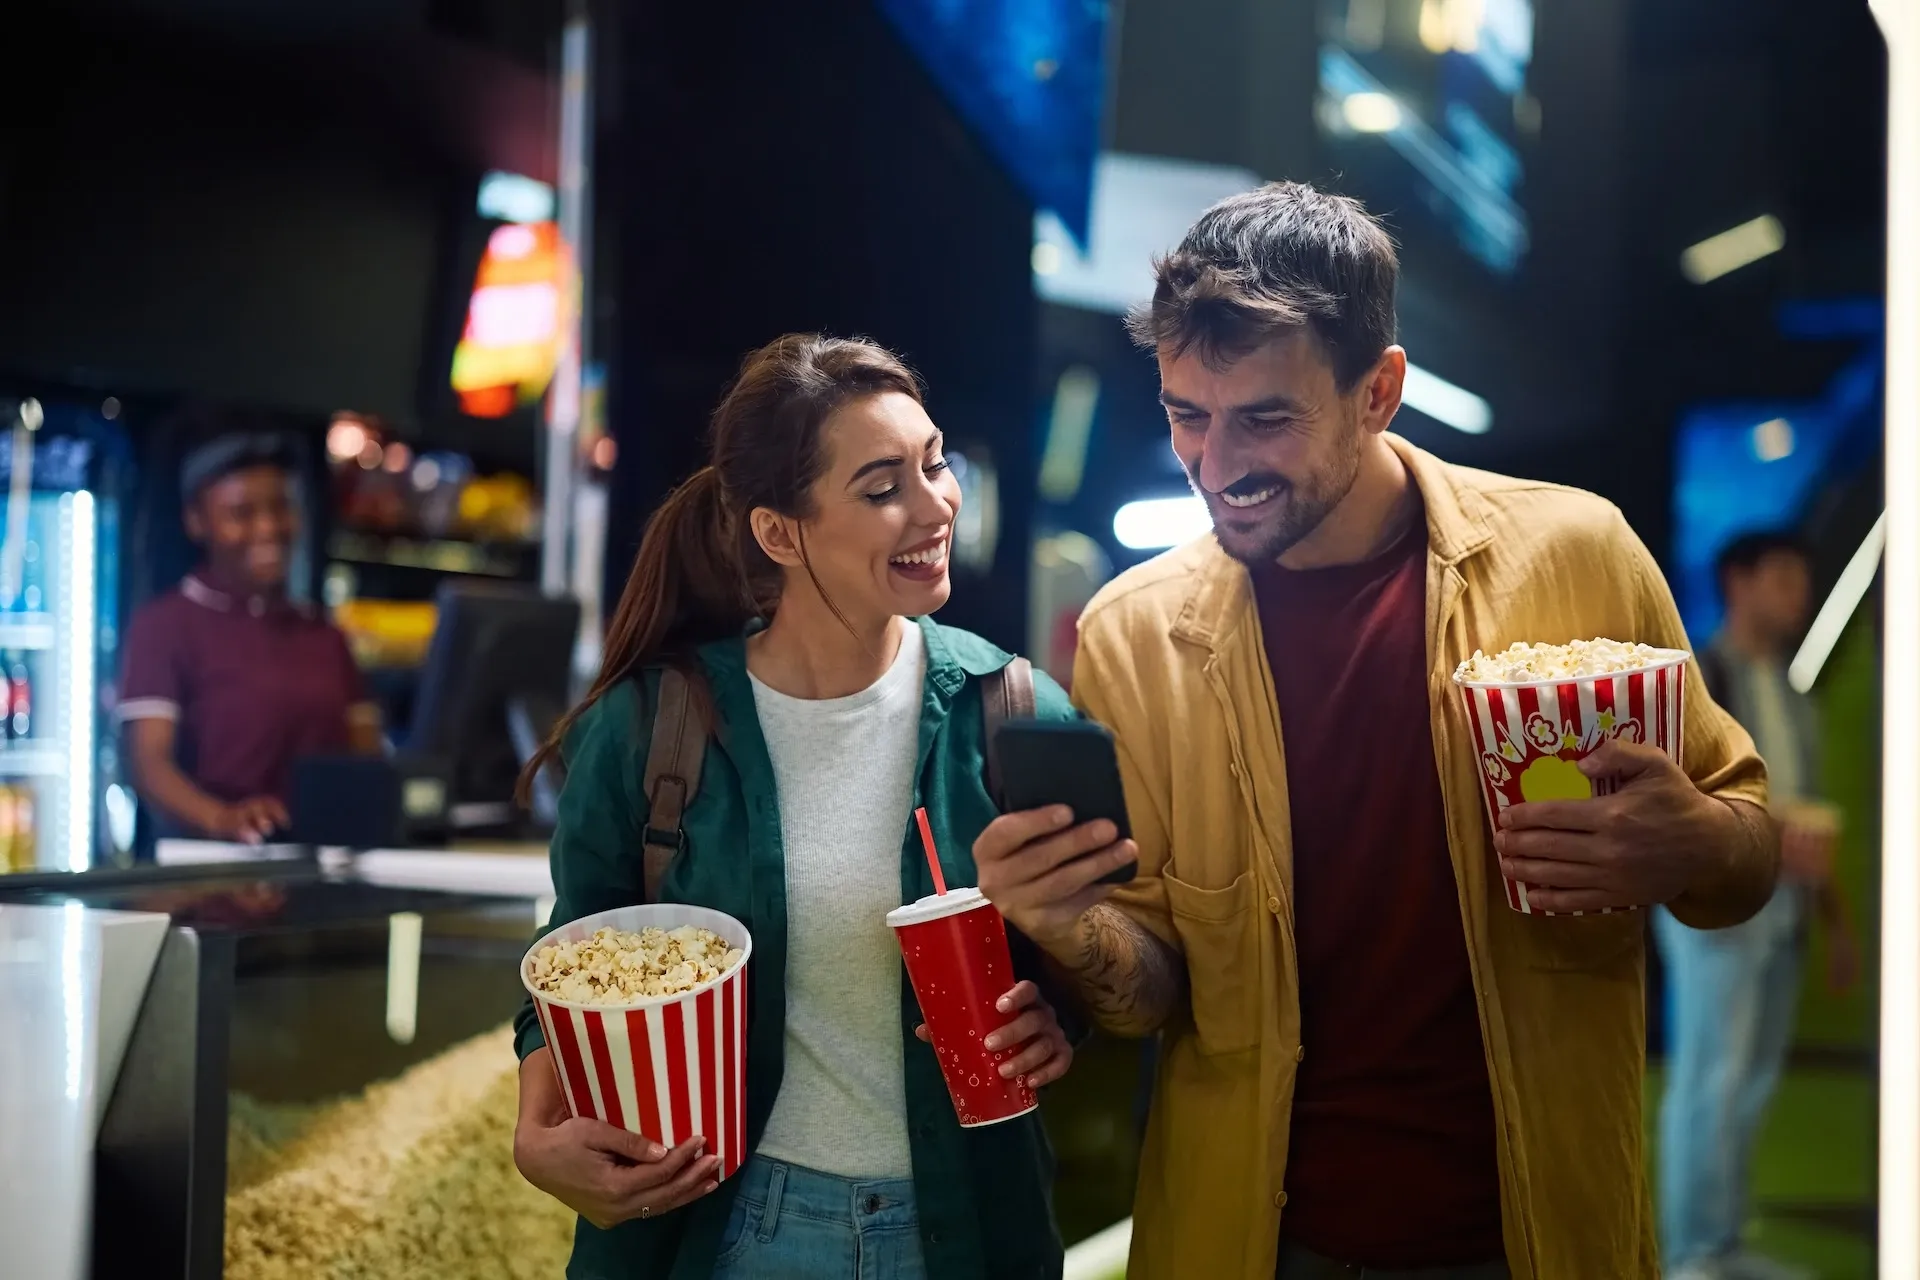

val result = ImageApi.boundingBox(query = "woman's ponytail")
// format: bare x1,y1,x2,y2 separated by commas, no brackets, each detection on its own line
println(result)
516,333,927,809
515,466,755,804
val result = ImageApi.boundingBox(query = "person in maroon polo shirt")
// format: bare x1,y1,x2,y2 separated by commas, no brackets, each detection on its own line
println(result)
118,434,382,844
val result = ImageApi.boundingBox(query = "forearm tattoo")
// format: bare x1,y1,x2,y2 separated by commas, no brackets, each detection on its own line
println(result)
1057,904,1185,1038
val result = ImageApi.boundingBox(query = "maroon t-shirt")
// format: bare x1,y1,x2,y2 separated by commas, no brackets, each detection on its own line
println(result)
118,574,369,825
1252,521,1504,1267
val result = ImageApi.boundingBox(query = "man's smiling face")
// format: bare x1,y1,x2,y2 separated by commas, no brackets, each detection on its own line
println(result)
1160,332,1369,567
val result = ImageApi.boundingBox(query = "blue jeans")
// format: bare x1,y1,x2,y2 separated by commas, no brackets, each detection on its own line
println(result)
1653,890,1804,1267
711,1157,926,1280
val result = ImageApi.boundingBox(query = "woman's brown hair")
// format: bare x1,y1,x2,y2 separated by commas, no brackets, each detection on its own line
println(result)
516,334,923,802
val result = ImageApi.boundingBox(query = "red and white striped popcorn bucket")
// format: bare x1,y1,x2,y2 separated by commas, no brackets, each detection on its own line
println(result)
1454,649,1689,916
522,904,752,1179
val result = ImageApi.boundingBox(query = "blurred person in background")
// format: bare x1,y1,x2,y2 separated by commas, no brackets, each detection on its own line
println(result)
1654,531,1860,1280
972,182,1778,1280
118,432,381,844
510,335,1080,1280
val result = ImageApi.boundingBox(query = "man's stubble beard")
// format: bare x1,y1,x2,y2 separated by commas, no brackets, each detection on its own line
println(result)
1193,412,1368,568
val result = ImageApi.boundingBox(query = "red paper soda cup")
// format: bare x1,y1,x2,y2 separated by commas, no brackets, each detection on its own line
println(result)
886,887,1037,1128
522,904,752,1179
1454,649,1689,916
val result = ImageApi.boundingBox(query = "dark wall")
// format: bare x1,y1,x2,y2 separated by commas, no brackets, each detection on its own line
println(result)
1109,0,1318,181
1607,0,1886,561
0,10,556,434
1087,0,1882,568
1048,0,1650,551
601,0,1038,650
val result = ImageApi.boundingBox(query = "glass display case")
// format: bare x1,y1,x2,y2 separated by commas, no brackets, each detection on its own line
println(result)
2,848,1149,1276
0,860,556,1279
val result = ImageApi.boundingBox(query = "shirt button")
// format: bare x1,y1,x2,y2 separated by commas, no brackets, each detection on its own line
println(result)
1274,1191,1288,1208
1229,762,1241,778
1266,896,1281,914
1295,1045,1306,1063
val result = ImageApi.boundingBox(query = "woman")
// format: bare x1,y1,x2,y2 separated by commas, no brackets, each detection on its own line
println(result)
119,431,381,844
511,335,1089,1280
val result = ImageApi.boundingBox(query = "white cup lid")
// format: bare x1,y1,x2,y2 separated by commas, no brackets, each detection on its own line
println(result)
886,886,990,928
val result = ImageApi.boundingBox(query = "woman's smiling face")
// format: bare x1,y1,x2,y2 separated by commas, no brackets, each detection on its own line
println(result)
752,390,962,629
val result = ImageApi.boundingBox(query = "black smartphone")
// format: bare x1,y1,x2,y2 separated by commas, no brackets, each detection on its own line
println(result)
990,720,1137,885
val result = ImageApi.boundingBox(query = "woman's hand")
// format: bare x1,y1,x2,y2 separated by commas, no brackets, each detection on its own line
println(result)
914,979,1074,1089
513,1049,720,1228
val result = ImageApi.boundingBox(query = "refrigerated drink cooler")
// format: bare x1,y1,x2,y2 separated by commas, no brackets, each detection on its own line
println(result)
0,395,126,874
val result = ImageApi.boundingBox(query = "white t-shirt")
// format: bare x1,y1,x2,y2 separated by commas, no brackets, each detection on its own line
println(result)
749,622,924,1177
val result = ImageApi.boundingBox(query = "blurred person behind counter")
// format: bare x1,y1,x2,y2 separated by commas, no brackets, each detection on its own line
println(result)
116,432,382,845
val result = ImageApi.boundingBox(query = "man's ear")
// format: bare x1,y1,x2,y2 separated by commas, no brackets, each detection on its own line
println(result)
183,500,207,544
749,506,804,570
1359,345,1407,436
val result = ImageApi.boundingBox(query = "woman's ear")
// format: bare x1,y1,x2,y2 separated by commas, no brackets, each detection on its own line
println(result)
749,507,805,570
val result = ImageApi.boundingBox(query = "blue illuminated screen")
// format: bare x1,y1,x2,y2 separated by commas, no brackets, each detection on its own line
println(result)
1316,0,1534,275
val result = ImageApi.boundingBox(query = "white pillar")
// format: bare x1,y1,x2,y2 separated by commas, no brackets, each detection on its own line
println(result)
541,3,595,599
1875,2,1920,1274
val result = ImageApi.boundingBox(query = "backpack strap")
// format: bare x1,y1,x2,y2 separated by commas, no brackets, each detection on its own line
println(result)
641,667,710,904
981,656,1037,810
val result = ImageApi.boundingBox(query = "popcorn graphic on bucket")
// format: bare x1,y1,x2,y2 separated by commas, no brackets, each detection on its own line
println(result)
522,904,752,1179
1453,639,1690,916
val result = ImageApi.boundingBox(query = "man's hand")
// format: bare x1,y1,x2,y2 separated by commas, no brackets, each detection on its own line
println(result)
975,807,1182,1037
1825,921,1863,995
209,796,291,845
1493,737,1747,915
1814,871,1862,996
974,806,1139,954
1778,802,1841,886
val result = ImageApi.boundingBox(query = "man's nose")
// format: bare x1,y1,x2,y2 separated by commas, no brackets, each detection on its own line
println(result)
1196,422,1250,495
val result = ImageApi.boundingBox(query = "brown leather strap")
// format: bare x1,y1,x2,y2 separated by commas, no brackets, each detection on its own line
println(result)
641,668,709,903
1005,656,1036,719
982,656,1036,809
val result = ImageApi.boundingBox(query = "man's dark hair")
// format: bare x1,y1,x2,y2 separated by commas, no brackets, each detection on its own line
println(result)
1715,529,1812,599
1126,181,1400,390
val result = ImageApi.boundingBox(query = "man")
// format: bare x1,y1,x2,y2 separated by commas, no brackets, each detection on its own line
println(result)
119,432,382,844
974,182,1778,1279
1655,532,1859,1280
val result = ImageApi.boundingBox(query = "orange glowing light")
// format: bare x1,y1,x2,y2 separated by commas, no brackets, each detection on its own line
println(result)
450,221,573,418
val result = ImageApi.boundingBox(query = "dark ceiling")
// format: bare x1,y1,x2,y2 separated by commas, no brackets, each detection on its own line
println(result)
37,0,564,183
1611,0,1885,537
1082,0,1887,546
0,1,561,425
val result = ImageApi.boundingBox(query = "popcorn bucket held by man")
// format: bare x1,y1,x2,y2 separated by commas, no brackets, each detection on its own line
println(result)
1453,638,1691,916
